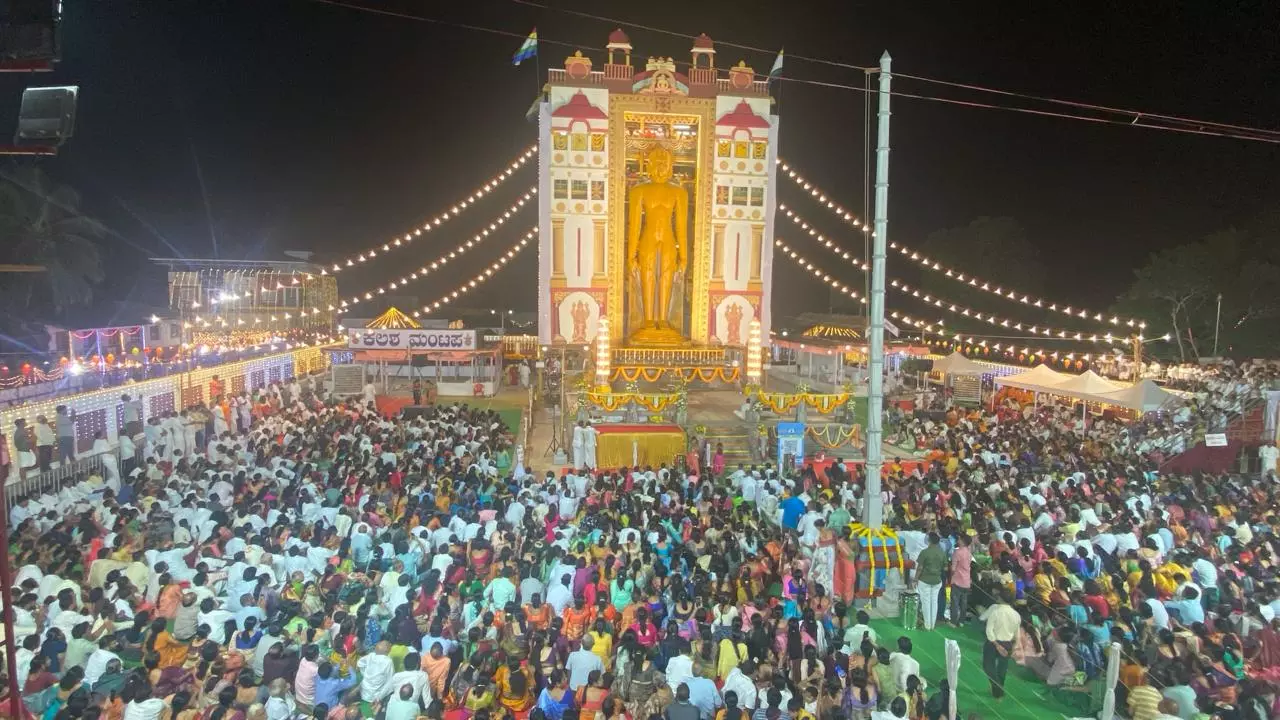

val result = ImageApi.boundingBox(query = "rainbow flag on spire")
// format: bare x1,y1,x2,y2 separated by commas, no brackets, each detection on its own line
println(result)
512,28,538,66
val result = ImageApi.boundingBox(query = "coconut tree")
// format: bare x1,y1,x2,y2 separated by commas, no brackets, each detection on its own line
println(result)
0,166,106,316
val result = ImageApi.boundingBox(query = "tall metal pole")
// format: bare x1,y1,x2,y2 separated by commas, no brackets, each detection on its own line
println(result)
864,52,892,527
1213,292,1222,357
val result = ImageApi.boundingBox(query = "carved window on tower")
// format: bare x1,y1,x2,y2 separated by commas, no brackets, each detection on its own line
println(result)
749,187,765,206
717,139,731,158
752,142,768,159
553,179,569,199
733,141,749,158
552,131,569,151
571,133,589,152
731,186,749,206
571,179,589,200
590,180,605,201
590,133,606,152
715,185,730,205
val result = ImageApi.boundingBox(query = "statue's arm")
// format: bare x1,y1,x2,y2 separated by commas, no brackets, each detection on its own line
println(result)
628,189,644,266
675,187,688,271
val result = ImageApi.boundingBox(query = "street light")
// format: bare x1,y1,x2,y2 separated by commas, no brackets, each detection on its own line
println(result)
489,308,514,335
1130,333,1172,380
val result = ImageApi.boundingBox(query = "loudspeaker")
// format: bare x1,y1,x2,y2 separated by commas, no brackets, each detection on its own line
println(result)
401,405,432,419
15,85,76,145
410,354,430,367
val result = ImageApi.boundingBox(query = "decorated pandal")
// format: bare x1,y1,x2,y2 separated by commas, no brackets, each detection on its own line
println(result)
536,30,776,372
532,32,783,467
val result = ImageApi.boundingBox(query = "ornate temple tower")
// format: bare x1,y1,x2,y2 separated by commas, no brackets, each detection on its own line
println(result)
536,31,779,354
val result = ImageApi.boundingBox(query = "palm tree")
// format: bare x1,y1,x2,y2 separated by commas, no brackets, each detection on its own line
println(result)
0,166,106,315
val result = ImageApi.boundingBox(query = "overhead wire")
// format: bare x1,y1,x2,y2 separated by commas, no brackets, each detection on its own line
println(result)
505,0,875,72
306,0,1280,145
893,72,1280,140
303,0,581,50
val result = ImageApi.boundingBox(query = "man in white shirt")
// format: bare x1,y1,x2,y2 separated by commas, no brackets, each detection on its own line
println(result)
387,653,432,703
721,662,757,710
545,573,573,615
888,637,922,694
565,636,605,690
357,641,395,702
582,422,598,469
83,639,121,687
664,643,694,692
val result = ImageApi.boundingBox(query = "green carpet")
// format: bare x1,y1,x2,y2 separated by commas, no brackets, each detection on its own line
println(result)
867,618,1078,720
496,408,523,435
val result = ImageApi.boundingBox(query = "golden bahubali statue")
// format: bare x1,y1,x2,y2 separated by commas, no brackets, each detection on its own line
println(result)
627,146,689,345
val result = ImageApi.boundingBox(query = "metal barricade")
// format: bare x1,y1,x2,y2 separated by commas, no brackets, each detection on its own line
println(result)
4,448,118,505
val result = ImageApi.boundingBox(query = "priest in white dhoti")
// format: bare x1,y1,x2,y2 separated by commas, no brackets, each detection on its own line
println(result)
571,421,587,469
583,421,598,469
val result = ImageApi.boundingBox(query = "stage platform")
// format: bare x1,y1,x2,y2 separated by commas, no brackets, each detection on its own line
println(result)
593,423,686,469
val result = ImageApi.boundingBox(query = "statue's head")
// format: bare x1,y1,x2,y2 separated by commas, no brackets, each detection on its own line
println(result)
646,146,674,183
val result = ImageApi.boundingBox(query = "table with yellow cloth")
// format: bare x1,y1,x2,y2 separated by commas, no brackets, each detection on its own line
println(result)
592,424,686,469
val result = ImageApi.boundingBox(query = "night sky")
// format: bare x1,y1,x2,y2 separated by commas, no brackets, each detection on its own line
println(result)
5,0,1277,332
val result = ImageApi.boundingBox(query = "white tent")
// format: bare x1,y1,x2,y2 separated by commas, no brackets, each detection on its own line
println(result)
993,364,1070,393
931,351,987,376
1088,379,1182,412
1052,369,1126,396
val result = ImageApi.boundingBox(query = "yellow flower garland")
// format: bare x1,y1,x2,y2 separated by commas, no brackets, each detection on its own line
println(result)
847,523,905,592
756,392,850,414
584,391,681,412
806,424,862,448
610,366,741,383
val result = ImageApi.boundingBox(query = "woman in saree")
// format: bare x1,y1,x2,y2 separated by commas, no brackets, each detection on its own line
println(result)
810,525,836,603
832,531,857,606
468,539,494,581
494,656,535,719
155,573,184,620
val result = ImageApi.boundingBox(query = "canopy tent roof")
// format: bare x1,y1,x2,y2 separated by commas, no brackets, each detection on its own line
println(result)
1087,379,1182,412
931,351,987,376
1053,370,1125,396
994,364,1070,392
365,306,422,330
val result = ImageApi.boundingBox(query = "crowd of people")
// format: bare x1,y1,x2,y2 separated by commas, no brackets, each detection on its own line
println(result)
1,358,1279,720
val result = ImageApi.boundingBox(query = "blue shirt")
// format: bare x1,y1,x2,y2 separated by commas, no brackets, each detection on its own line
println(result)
685,676,723,720
1164,598,1205,625
780,496,806,529
314,669,358,710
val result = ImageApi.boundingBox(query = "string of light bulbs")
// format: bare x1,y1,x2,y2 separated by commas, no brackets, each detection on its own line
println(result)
336,194,536,307
409,230,537,316
774,239,866,303
776,159,1148,329
777,207,1130,341
889,311,1134,362
321,146,537,276
775,234,1144,366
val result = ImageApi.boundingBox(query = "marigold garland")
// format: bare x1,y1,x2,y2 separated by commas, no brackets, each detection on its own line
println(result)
584,391,681,412
847,523,905,593
807,424,862,448
610,366,740,383
756,392,850,414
